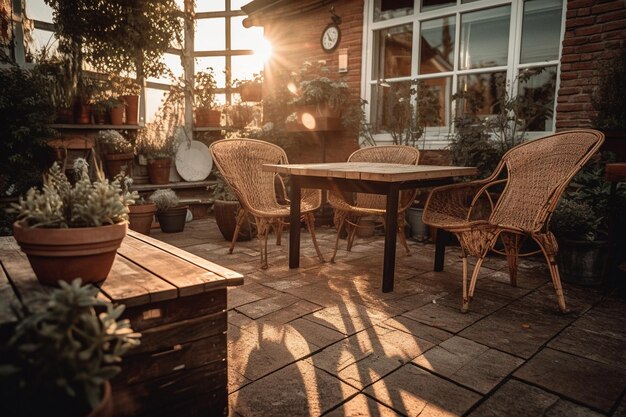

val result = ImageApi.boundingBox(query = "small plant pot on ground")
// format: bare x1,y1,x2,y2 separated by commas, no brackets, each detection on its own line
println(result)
157,205,188,233
406,207,429,242
12,221,127,286
556,239,610,286
128,203,157,235
213,200,256,241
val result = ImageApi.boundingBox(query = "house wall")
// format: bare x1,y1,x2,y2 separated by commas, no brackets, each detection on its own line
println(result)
260,0,364,163
556,0,626,130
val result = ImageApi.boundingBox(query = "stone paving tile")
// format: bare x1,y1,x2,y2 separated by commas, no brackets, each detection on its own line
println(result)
236,292,301,319
402,302,484,333
514,347,626,413
324,394,402,417
309,325,435,390
227,282,283,310
459,307,572,359
468,379,605,417
507,283,600,316
412,336,524,394
284,282,350,308
255,299,324,325
484,268,549,290
435,289,513,316
306,302,393,337
287,318,346,350
364,364,482,416
228,366,251,394
381,316,454,345
229,360,358,417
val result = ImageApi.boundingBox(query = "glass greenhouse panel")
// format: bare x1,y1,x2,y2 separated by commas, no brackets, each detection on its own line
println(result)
421,0,455,13
231,55,263,84
520,0,563,64
147,53,183,84
195,18,226,51
373,24,413,80
231,16,263,50
517,66,557,131
195,57,226,88
457,71,507,117
459,6,511,70
195,0,225,12
145,88,169,123
419,16,455,75
24,0,53,22
374,0,413,22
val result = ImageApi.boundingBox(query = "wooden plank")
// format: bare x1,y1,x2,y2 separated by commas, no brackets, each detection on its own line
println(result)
127,231,243,286
0,255,19,326
99,256,178,307
122,290,226,332
115,332,226,385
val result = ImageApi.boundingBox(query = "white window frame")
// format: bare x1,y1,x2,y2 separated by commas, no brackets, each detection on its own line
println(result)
361,0,567,149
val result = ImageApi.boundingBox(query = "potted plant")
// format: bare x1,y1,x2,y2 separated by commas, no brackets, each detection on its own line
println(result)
97,129,135,178
208,171,255,241
74,74,97,124
550,154,624,285
193,68,220,127
9,158,135,285
118,77,141,125
234,72,263,102
116,171,156,235
0,278,141,417
226,103,256,129
149,188,188,233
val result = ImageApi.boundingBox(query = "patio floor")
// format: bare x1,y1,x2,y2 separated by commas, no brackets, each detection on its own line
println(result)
151,217,626,417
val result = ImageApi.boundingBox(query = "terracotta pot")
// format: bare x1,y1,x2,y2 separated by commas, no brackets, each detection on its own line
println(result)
104,152,134,178
239,83,262,102
132,160,150,185
93,107,107,124
213,200,255,241
147,158,172,185
87,381,113,417
109,104,125,125
128,203,157,235
12,221,127,286
194,109,221,127
75,103,92,124
157,205,188,233
123,94,139,125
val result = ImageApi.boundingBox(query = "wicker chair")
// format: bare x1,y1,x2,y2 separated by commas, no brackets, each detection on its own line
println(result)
328,145,421,262
423,129,604,313
209,138,325,269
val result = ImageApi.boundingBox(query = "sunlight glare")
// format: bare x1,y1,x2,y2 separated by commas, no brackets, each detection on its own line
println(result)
254,37,273,63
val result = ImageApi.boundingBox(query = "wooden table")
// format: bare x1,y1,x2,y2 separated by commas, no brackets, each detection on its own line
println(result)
264,162,477,292
0,230,243,417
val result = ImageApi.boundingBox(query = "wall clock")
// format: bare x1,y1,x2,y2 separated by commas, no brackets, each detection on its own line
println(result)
321,24,341,52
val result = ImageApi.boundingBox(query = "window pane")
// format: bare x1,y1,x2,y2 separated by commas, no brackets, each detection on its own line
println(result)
459,6,511,70
420,16,455,74
195,18,225,51
374,0,413,22
520,0,562,64
147,53,183,84
28,29,57,58
419,77,452,127
421,0,455,13
145,88,169,123
457,71,506,117
373,24,412,80
231,0,248,10
25,0,53,22
231,55,263,84
195,57,226,88
231,16,263,50
517,66,557,131
195,0,224,12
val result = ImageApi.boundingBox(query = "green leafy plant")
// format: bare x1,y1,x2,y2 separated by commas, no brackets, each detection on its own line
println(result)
592,47,626,130
149,188,180,212
10,158,135,228
97,130,134,154
207,170,237,204
194,68,218,110
0,278,140,416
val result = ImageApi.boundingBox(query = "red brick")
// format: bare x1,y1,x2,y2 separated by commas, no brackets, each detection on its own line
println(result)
603,29,626,40
574,25,604,36
561,54,580,63
591,1,626,14
604,18,626,31
562,37,590,46
567,0,596,8
596,9,626,23
567,16,596,28
576,43,609,53
557,103,585,112
557,87,581,96
577,7,591,17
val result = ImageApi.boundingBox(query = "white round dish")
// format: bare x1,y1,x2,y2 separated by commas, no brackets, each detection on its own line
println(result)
175,140,213,182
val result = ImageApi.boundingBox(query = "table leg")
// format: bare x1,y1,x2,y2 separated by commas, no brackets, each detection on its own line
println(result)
383,184,400,292
289,176,302,269
434,228,448,272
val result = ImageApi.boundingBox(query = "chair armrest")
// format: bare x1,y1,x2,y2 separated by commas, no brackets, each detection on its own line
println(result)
423,179,501,227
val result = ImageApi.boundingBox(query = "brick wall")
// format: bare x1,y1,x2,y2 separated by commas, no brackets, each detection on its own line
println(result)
556,0,626,130
260,0,364,163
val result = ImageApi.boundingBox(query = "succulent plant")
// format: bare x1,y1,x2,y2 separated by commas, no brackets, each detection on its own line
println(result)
10,158,135,228
149,188,180,212
97,129,134,154
0,278,141,416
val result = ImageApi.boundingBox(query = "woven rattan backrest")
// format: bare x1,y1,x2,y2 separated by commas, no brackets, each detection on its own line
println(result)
490,129,604,232
349,145,421,210
209,139,287,213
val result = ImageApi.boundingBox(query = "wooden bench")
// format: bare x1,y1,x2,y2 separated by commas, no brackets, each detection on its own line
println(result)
0,230,243,417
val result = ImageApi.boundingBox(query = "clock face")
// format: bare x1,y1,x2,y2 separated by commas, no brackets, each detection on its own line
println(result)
321,25,340,52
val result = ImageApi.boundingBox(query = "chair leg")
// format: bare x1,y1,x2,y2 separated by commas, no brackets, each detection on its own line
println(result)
456,228,497,313
304,213,325,263
346,215,361,251
534,233,568,313
257,219,270,269
500,232,522,287
398,215,411,255
331,211,347,263
229,208,247,254
272,219,284,246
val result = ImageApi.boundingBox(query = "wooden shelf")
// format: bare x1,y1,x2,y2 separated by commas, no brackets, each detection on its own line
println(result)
192,126,236,132
130,179,217,192
50,124,143,130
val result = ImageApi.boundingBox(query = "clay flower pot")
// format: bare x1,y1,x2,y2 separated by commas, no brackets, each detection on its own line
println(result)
147,158,172,185
104,152,134,178
87,381,113,417
12,221,127,286
123,94,139,125
156,205,188,233
109,104,125,125
128,203,157,235
194,108,221,127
